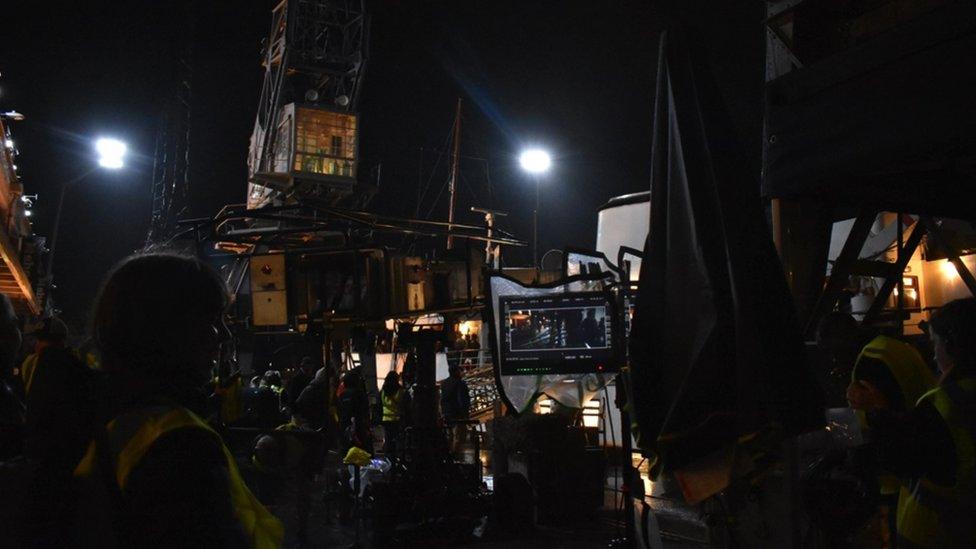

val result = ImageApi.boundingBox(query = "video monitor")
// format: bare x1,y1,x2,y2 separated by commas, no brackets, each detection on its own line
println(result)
498,291,617,375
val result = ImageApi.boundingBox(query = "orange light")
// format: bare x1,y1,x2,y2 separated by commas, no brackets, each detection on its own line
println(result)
458,320,477,336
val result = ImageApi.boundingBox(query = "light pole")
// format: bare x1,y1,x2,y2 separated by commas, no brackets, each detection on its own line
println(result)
519,148,551,268
45,137,127,282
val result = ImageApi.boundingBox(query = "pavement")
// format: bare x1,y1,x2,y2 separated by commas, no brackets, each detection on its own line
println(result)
262,464,708,548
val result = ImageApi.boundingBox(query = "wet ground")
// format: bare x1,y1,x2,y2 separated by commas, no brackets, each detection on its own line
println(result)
263,464,707,548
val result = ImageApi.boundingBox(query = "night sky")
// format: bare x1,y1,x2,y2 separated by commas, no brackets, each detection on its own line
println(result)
3,1,755,328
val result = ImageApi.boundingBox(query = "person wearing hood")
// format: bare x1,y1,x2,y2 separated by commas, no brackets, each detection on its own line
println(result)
849,298,976,547
71,253,282,548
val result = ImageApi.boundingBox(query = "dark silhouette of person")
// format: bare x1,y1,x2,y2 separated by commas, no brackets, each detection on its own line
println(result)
257,373,285,429
0,294,24,460
440,364,471,422
580,308,600,347
22,317,98,476
380,370,403,454
294,366,334,431
0,295,28,546
72,253,281,547
565,309,584,347
399,365,416,428
19,316,101,546
282,356,316,415
336,369,370,451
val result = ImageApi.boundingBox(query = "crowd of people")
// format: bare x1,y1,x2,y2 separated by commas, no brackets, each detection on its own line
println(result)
0,250,972,547
0,252,473,548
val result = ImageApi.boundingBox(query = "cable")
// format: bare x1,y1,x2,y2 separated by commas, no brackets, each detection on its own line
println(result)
414,130,454,217
423,177,451,221
461,171,481,204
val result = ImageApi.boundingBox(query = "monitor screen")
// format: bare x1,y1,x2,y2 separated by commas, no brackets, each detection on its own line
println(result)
498,291,617,375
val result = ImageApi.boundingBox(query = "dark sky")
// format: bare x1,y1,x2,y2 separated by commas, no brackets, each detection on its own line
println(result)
3,1,757,326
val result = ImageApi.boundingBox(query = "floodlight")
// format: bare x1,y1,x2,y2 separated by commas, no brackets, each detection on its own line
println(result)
519,149,551,174
95,138,127,169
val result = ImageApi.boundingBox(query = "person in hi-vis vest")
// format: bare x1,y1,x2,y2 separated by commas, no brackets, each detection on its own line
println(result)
74,253,282,548
849,298,976,548
819,312,936,544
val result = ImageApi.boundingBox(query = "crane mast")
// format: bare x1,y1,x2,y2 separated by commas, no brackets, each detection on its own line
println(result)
146,2,193,246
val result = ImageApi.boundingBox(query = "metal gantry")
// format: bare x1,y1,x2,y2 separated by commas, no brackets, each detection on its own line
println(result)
146,4,194,246
247,0,369,209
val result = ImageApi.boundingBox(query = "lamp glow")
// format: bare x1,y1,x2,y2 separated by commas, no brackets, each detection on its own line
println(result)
942,260,959,278
519,149,551,174
95,138,127,169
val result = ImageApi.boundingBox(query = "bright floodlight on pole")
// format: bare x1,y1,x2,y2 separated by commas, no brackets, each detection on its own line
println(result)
95,137,127,169
519,148,551,174
519,147,552,269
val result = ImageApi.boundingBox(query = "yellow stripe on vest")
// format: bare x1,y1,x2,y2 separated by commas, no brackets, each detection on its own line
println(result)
75,405,283,548
897,378,976,548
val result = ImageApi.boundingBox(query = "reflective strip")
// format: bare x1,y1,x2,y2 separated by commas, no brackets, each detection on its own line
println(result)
75,405,283,548
898,380,976,547
113,406,181,490
898,484,948,548
20,354,38,395
913,480,974,518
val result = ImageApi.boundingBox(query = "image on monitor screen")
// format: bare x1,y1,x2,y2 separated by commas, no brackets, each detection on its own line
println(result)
508,306,608,351
498,291,617,375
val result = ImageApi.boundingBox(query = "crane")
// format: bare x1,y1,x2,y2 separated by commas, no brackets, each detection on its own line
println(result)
246,0,370,211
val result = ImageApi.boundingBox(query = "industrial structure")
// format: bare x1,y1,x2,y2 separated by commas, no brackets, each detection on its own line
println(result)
765,0,976,337
155,0,976,546
0,112,41,315
145,4,193,246
246,0,371,211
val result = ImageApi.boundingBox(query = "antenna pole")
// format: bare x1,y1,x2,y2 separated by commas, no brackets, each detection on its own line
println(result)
446,98,462,249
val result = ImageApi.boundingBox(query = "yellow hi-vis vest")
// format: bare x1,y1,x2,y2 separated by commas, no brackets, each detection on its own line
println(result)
381,389,402,422
896,377,976,548
214,376,245,425
74,405,283,549
853,335,936,494
20,353,39,395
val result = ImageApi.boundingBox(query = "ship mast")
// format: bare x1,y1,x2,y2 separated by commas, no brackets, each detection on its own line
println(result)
446,98,462,249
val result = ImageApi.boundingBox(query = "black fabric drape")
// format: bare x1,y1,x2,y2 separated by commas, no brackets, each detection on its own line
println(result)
629,25,823,473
